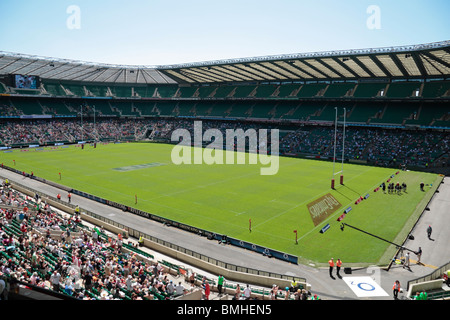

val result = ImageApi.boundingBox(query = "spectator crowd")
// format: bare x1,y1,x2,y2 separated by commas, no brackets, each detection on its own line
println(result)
0,178,196,300
0,118,448,169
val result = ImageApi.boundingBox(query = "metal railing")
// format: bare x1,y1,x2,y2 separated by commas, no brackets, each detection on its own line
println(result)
407,261,450,291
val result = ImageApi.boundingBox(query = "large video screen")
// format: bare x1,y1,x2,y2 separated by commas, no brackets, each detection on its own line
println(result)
14,74,38,89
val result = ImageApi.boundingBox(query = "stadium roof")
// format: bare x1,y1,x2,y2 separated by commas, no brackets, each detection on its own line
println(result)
0,53,177,85
0,40,449,85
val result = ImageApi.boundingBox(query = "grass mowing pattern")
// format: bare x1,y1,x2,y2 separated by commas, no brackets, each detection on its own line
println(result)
1,142,441,265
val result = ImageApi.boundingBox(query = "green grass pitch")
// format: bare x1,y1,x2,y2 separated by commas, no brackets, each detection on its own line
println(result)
1,142,442,266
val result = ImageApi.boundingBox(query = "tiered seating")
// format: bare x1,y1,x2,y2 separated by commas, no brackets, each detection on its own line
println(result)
0,82,7,94
156,86,178,98
352,82,387,98
213,85,236,98
410,102,449,126
192,102,213,117
110,101,137,116
134,101,159,116
43,82,67,96
176,101,196,117
275,84,301,98
270,101,297,119
296,83,327,98
227,101,254,118
196,86,216,98
370,102,420,125
251,101,277,119
323,82,356,98
346,103,381,123
253,84,277,98
10,98,43,115
385,81,421,98
232,85,257,98
421,81,450,98
156,101,178,116
208,101,231,118
177,86,198,98
63,83,86,96
309,104,341,122
12,88,41,95
432,119,450,127
110,86,132,98
134,86,155,98
85,84,108,97
283,102,318,121
89,100,117,116
40,98,76,116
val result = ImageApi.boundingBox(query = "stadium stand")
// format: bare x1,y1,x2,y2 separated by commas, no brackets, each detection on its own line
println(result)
296,83,327,98
421,80,450,99
352,82,388,98
322,82,356,98
385,81,422,98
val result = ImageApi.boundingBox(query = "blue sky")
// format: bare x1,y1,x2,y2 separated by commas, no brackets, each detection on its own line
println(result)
0,0,448,66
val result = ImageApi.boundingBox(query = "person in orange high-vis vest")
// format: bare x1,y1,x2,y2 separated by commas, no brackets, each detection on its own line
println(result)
336,259,342,278
392,280,401,300
328,258,334,279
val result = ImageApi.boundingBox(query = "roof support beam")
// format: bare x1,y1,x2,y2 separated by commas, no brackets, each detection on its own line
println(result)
422,51,450,69
411,52,428,77
243,63,285,80
232,64,274,81
0,57,22,72
252,63,293,79
282,61,316,79
182,68,230,83
142,69,164,84
36,62,72,78
420,53,445,76
88,68,109,82
197,67,240,82
316,59,346,79
181,69,221,83
54,65,96,80
257,62,299,80
22,62,56,76
346,57,376,78
299,60,330,78
389,53,409,77
211,66,254,82
220,65,264,81
8,59,40,74
160,69,198,84
368,55,393,78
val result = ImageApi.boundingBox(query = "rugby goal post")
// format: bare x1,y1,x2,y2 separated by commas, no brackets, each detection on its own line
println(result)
331,107,346,189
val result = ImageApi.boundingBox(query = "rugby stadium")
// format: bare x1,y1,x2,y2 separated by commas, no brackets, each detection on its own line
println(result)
0,39,449,303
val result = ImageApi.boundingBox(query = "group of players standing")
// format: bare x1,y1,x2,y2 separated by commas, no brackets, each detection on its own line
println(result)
381,181,407,194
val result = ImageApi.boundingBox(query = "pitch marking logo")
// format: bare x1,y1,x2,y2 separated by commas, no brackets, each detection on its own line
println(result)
343,276,389,298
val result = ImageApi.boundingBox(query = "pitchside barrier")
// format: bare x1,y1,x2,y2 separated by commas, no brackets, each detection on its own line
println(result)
91,195,299,265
